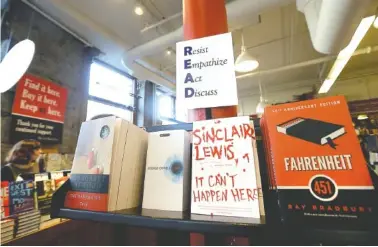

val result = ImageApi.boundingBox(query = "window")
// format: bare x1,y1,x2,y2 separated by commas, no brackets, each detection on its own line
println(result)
87,62,135,121
156,90,176,125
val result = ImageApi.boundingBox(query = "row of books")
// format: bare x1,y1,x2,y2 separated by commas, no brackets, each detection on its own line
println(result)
261,95,375,225
63,95,375,226
1,210,41,244
64,115,264,219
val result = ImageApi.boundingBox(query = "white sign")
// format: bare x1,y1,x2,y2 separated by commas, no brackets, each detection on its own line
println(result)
191,116,260,218
176,33,238,109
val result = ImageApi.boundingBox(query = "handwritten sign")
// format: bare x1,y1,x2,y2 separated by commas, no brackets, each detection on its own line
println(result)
191,116,260,218
11,74,68,144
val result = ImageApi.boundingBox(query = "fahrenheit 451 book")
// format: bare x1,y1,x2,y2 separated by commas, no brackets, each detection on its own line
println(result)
262,95,375,226
64,116,148,212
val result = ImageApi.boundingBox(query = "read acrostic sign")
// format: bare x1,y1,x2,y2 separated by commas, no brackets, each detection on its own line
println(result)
12,74,68,123
176,33,238,109
191,116,260,218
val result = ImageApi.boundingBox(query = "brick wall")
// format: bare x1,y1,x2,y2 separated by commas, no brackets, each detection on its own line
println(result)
1,0,98,162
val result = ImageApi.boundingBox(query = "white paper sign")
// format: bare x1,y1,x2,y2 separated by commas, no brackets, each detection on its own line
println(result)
191,116,260,218
176,33,238,109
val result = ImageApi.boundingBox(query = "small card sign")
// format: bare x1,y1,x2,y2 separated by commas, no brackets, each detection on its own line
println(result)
176,32,238,109
191,116,260,218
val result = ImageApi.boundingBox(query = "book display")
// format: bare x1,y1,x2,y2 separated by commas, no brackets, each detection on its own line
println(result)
0,172,70,244
48,100,377,245
3,0,378,244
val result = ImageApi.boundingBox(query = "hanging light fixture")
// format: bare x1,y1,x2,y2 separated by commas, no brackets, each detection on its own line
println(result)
134,1,144,16
235,32,259,73
256,74,269,114
0,39,35,93
0,11,35,93
256,96,268,114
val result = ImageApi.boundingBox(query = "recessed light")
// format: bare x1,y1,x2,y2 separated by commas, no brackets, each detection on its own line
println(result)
166,49,172,55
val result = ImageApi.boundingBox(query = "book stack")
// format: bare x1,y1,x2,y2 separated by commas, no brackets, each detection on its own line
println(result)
35,173,55,221
64,116,148,212
190,116,261,219
14,210,41,238
261,95,375,225
1,218,15,244
142,130,190,213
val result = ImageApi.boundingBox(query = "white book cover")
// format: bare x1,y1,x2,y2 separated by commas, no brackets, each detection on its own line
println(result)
191,116,260,218
71,116,116,175
143,130,190,211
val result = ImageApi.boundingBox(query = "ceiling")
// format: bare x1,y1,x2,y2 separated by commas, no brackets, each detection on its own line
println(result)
25,0,378,98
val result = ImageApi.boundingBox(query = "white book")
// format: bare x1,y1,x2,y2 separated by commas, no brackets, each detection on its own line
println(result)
142,130,190,211
191,116,261,218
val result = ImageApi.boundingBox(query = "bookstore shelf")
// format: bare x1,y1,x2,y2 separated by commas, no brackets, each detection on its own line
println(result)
50,122,378,245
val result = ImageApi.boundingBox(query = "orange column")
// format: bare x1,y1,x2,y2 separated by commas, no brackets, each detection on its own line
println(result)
183,0,238,121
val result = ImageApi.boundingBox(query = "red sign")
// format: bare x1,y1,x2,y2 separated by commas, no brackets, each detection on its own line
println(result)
12,74,68,123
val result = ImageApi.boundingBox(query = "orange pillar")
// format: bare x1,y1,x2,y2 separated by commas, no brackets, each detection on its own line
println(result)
183,0,240,245
183,0,238,121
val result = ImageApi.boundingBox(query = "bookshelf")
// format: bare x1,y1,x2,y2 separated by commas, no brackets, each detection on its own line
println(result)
50,121,378,245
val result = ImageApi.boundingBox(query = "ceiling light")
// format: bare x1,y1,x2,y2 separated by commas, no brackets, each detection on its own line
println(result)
256,100,267,114
235,47,259,73
235,33,259,73
357,114,368,120
318,15,375,94
0,39,35,93
134,5,144,16
166,49,172,55
374,16,378,29
256,79,268,115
